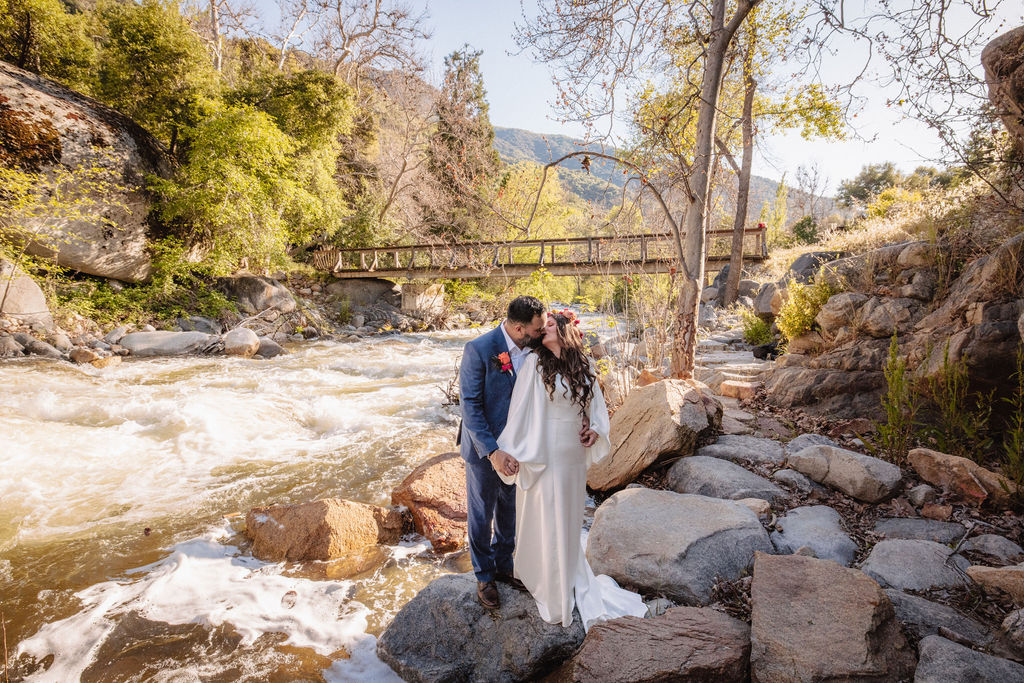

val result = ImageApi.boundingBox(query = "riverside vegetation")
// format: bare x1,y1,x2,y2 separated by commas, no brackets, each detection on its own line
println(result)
3,1,1024,680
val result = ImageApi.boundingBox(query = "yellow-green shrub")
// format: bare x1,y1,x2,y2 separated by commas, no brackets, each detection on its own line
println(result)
776,280,836,342
740,309,772,345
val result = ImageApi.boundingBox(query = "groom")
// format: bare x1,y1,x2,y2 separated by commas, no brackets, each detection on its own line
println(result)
459,295,596,609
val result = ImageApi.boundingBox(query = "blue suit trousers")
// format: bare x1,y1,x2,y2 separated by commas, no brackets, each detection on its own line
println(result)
465,452,516,583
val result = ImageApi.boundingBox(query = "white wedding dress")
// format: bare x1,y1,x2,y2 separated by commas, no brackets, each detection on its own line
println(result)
496,354,647,631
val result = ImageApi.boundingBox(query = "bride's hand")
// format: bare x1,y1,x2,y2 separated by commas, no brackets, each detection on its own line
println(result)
579,417,598,447
489,450,519,477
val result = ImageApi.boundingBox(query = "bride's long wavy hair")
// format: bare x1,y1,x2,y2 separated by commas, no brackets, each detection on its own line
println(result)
534,312,595,415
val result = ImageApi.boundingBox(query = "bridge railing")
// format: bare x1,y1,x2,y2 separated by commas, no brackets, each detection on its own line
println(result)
313,226,766,274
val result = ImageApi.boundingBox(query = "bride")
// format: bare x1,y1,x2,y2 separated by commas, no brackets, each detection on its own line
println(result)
494,309,648,631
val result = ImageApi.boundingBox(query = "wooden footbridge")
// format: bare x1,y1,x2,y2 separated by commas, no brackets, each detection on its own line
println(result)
312,226,767,280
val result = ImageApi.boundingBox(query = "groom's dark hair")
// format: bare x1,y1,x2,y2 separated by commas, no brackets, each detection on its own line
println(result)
507,295,545,324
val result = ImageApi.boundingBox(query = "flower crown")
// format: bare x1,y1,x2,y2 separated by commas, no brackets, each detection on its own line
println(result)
555,308,580,326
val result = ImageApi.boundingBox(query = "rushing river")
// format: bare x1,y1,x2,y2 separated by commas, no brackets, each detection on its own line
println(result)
0,328,502,681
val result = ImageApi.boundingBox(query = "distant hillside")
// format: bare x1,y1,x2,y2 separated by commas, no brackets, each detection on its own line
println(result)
493,126,835,223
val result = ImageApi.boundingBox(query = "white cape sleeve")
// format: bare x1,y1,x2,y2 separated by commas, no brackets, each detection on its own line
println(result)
585,372,612,468
495,354,546,487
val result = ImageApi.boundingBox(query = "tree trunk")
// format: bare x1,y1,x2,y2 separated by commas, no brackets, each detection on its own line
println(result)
724,48,757,305
670,0,756,378
210,0,223,72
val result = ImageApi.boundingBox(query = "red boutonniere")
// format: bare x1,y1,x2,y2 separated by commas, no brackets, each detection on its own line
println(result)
493,351,513,374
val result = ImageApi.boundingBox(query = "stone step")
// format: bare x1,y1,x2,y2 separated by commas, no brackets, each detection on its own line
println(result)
720,379,760,400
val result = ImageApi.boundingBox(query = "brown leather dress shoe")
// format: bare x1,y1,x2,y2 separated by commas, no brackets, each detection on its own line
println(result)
495,571,527,592
477,580,500,609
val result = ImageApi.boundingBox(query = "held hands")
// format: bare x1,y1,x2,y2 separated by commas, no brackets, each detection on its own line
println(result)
489,449,519,477
579,416,598,447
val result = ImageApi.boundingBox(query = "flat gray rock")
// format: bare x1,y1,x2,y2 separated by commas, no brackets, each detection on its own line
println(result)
785,433,838,457
771,505,858,566
697,434,785,465
772,468,828,495
667,456,784,503
788,444,904,503
885,589,993,647
915,635,1024,683
119,331,218,357
962,534,1024,567
874,518,967,545
376,573,584,683
0,334,24,357
587,489,773,605
860,539,971,591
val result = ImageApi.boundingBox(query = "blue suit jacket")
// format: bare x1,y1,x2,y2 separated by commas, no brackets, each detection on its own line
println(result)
459,325,518,462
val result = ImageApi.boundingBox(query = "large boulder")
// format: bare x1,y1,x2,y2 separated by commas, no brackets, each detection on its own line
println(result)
860,539,971,591
770,505,859,566
222,327,260,357
666,455,785,503
217,275,296,315
325,278,401,308
908,447,1018,508
587,379,721,491
787,251,846,283
119,331,218,357
873,517,967,545
696,434,785,465
915,635,1024,683
859,296,920,338
376,573,584,683
753,281,782,318
982,25,1024,154
967,565,1024,606
245,498,403,562
962,534,1024,567
586,489,772,605
0,259,53,329
750,553,916,683
401,282,444,316
391,452,467,553
885,589,999,650
551,607,750,682
0,62,171,282
815,292,868,339
787,444,903,503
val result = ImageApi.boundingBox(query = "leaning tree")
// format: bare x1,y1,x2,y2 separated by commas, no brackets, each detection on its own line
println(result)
516,0,1010,378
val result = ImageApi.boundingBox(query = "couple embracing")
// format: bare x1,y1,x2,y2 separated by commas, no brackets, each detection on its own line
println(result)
458,295,647,632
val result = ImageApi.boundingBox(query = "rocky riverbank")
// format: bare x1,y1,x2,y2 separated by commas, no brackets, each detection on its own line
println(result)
0,264,464,365
214,318,1024,681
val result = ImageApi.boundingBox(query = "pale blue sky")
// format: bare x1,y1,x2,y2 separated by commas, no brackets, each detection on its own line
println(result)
253,0,1024,193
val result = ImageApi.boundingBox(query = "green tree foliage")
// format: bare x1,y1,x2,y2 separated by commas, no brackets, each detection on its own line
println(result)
792,215,818,244
0,0,96,90
228,70,355,151
836,162,901,207
426,45,501,239
95,0,218,155
149,104,330,273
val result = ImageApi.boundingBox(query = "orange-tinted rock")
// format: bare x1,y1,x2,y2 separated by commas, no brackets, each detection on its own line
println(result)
246,498,403,562
391,452,468,553
908,448,1018,508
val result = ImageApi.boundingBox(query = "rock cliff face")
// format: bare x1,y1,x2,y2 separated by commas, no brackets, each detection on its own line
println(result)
983,25,1024,154
0,61,172,282
765,234,1024,418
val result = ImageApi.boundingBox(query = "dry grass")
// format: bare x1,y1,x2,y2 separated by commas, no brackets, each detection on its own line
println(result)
754,177,1024,281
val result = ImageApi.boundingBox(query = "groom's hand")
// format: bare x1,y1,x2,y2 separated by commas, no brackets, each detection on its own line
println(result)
489,449,519,477
580,418,598,447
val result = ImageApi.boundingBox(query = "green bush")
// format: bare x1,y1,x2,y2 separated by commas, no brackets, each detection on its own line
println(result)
920,342,994,459
740,309,772,345
1002,348,1024,508
792,215,818,244
776,280,835,343
875,335,919,464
